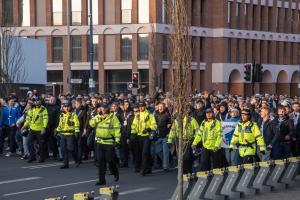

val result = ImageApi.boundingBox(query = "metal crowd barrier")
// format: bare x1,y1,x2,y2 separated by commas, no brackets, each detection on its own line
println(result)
171,157,300,200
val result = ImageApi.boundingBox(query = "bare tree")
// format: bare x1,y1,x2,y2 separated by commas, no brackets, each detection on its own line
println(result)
170,0,192,199
0,26,27,96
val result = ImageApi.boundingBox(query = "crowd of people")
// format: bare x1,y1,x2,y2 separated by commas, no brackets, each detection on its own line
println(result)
0,89,299,185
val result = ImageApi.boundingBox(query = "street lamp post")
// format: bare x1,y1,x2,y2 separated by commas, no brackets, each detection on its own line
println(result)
88,0,95,94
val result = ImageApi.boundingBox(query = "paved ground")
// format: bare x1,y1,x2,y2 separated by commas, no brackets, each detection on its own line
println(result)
1,154,300,200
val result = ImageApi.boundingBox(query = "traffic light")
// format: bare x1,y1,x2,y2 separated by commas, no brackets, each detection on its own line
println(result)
132,72,139,89
244,63,252,82
255,64,263,82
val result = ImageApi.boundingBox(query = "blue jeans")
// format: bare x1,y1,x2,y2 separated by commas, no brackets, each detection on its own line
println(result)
224,148,241,166
154,138,170,170
23,136,29,156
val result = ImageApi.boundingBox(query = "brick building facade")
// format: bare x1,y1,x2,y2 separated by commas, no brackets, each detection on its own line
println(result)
1,0,299,96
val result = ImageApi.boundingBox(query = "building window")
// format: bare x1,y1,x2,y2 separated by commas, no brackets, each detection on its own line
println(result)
138,34,148,60
200,37,205,62
228,1,232,28
121,35,132,61
162,0,167,24
122,0,132,24
2,0,14,25
19,0,30,26
88,35,99,61
106,70,132,93
200,0,205,26
138,0,149,23
253,5,258,30
275,8,279,32
52,0,62,25
52,37,63,63
236,2,240,29
162,35,168,61
244,4,248,30
88,0,98,25
284,8,289,33
72,0,81,25
228,38,231,63
71,36,82,62
236,39,240,63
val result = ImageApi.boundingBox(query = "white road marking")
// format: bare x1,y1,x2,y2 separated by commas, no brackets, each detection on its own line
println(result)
119,187,156,195
0,177,41,185
93,187,156,199
2,179,97,197
21,163,63,169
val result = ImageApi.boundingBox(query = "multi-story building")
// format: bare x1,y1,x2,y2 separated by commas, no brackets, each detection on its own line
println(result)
1,0,299,96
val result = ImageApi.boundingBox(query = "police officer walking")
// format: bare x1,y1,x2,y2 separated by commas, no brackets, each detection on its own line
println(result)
131,102,157,176
192,108,223,171
230,108,266,164
56,100,80,169
89,103,121,185
23,98,48,163
168,109,199,174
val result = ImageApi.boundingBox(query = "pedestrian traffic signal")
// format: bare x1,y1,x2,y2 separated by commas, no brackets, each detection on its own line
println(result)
255,64,263,83
132,72,139,89
244,64,252,82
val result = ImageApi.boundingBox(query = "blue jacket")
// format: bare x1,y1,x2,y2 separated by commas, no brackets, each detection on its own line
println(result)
0,106,9,128
7,104,21,127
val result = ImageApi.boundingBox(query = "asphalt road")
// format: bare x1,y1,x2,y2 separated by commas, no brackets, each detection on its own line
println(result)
1,154,300,200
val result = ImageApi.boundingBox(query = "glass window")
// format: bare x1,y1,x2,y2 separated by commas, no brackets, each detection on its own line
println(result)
72,0,81,25
47,70,63,82
52,37,63,63
200,37,205,62
228,38,231,63
19,0,30,26
52,0,62,25
236,3,240,28
122,0,132,24
138,34,148,60
162,0,167,24
162,35,168,61
121,35,132,61
88,0,98,25
88,35,99,61
106,70,132,93
227,1,231,27
138,0,149,23
244,4,248,30
2,0,14,25
71,36,82,62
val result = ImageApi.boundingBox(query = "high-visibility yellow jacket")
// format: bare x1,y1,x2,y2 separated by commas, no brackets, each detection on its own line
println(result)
89,113,121,145
230,121,266,157
131,110,157,137
168,116,199,144
24,106,48,131
192,119,223,150
56,112,80,135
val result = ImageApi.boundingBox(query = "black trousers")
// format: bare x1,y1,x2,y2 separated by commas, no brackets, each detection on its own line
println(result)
61,135,78,166
200,148,224,171
96,143,118,182
120,134,129,165
28,130,46,161
182,144,194,174
135,136,152,174
0,126,9,154
241,156,255,164
47,127,58,158
8,126,18,153
77,134,89,162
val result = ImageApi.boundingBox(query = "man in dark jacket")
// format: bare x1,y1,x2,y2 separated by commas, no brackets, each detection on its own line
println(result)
291,102,300,156
193,99,206,125
275,105,294,159
258,106,280,160
154,102,171,171
46,96,61,160
74,98,88,163
119,100,134,167
85,97,99,153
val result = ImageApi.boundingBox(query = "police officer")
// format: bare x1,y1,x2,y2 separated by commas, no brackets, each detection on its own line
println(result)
131,102,157,176
23,97,48,163
230,108,266,164
192,108,223,171
56,100,80,169
168,109,199,174
89,103,121,186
